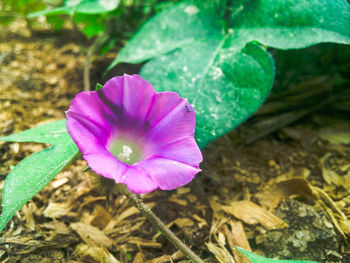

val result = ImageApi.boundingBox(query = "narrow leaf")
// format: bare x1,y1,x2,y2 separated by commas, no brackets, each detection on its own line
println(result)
0,119,68,144
0,137,78,231
236,247,318,263
0,120,79,231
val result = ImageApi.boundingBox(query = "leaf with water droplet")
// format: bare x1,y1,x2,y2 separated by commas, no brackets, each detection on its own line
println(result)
109,0,350,148
0,120,79,231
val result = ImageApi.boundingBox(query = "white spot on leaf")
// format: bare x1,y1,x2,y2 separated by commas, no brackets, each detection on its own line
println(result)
184,5,199,15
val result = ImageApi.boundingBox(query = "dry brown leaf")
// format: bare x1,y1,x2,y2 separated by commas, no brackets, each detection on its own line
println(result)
127,237,162,248
145,250,183,263
257,178,315,210
221,201,288,230
133,252,146,263
168,194,188,206
321,153,350,188
73,244,120,263
43,201,75,218
168,218,194,228
70,222,114,249
319,126,350,145
224,222,251,263
77,196,106,213
39,220,70,235
90,204,113,229
206,242,235,263
313,187,348,237
51,176,69,189
192,214,208,228
22,202,36,231
176,187,191,195
339,218,350,235
186,194,198,203
109,202,155,228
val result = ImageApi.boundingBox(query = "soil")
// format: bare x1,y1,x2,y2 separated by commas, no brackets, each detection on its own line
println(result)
0,20,350,263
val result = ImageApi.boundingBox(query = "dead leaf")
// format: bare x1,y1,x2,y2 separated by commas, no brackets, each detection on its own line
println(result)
70,222,114,249
221,201,288,230
168,218,194,228
43,201,75,218
90,204,112,229
206,242,235,263
319,126,350,145
224,222,251,263
321,153,350,189
257,178,315,210
74,244,120,263
145,250,183,263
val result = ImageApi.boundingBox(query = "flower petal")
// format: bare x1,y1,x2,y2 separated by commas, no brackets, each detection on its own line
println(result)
135,157,200,191
157,137,203,165
67,91,114,141
66,111,107,153
97,75,155,136
141,93,197,151
84,151,127,182
66,112,127,181
121,166,158,194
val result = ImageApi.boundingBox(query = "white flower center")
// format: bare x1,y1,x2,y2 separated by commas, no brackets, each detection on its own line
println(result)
109,139,143,165
117,145,133,162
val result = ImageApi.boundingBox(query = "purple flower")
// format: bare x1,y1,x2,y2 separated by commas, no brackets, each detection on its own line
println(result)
66,74,202,194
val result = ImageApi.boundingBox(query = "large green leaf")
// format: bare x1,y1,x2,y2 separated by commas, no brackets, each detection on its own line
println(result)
236,247,318,263
0,120,79,231
28,0,120,17
109,0,350,148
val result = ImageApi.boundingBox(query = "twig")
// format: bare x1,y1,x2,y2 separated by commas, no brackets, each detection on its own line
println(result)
83,36,105,91
115,184,204,263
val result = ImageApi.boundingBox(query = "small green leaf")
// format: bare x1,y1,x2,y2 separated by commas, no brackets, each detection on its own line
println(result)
95,83,103,91
236,247,318,263
0,120,79,231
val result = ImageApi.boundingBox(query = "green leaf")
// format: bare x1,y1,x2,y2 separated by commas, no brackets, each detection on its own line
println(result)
0,120,79,231
0,119,68,144
109,0,350,148
142,42,274,148
28,0,120,17
236,247,318,263
95,83,103,91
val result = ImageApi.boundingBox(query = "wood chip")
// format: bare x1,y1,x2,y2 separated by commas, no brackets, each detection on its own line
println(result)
257,178,315,210
74,244,120,263
224,222,251,263
206,242,235,263
221,201,288,230
90,204,112,229
43,201,74,218
145,250,183,263
70,222,114,249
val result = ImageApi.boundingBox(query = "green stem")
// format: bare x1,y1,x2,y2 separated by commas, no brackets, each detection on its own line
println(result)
115,184,204,263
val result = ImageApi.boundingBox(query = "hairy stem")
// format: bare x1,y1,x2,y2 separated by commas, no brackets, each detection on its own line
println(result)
115,184,204,263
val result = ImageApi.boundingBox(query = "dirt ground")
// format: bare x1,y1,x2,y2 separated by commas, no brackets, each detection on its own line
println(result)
0,21,350,263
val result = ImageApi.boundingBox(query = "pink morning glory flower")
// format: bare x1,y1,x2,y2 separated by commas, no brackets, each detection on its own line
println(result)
66,74,202,194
